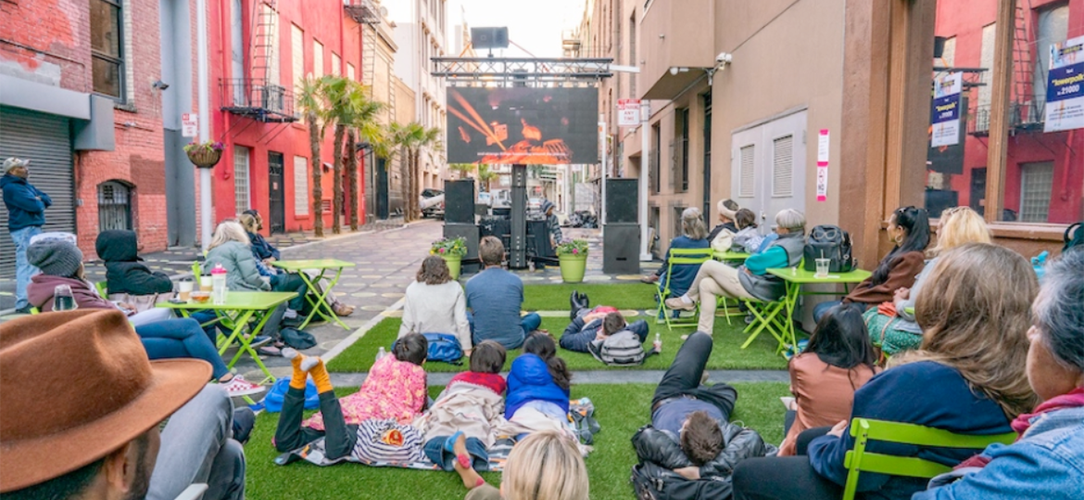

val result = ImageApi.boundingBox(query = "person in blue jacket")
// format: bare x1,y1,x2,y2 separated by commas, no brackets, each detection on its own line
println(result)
2,158,52,313
730,243,1041,500
505,332,571,421
642,207,711,300
913,248,1084,500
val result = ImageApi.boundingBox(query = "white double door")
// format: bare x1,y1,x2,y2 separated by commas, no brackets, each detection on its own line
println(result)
730,110,807,231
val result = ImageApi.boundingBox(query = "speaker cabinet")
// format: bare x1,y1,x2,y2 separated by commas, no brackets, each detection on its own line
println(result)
603,223,641,274
444,223,481,275
605,178,638,224
444,180,476,224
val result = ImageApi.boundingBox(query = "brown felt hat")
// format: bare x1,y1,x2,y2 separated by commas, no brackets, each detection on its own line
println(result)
0,310,212,492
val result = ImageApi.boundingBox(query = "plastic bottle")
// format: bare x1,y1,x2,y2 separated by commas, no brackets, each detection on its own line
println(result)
375,346,387,361
211,263,228,305
653,333,662,354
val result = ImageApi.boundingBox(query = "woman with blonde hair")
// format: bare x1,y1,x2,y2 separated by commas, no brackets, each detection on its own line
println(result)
450,429,589,500
864,206,991,355
733,243,1038,500
641,207,711,300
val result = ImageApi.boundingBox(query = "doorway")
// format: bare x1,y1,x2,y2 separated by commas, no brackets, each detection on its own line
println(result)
730,110,808,230
268,152,285,234
376,157,389,219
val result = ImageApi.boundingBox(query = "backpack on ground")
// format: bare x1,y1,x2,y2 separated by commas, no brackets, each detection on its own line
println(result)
1065,222,1083,253
631,462,732,500
569,397,602,445
803,225,856,273
587,330,647,365
422,333,464,365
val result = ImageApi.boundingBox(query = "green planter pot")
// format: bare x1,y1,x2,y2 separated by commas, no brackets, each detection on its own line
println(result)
559,253,588,283
441,255,462,279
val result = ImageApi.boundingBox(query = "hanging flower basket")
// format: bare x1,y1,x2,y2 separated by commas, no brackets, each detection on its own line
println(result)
184,141,225,169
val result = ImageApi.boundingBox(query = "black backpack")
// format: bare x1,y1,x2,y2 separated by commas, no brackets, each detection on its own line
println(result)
803,225,857,273
1065,222,1083,253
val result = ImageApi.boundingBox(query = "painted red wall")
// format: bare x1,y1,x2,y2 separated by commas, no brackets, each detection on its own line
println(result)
935,0,1084,223
207,0,367,234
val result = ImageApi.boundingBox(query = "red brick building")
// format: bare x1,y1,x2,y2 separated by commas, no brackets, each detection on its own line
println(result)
0,0,192,271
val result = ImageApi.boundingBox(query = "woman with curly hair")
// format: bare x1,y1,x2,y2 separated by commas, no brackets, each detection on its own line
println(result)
399,255,471,353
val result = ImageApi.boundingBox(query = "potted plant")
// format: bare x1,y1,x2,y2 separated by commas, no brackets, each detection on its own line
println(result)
184,140,225,168
431,237,468,279
556,239,589,283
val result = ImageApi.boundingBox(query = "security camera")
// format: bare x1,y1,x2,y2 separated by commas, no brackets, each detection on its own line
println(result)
716,52,732,65
152,80,170,90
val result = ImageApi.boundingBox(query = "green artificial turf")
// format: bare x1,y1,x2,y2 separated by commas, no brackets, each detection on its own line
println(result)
243,382,790,500
326,315,787,373
521,283,659,311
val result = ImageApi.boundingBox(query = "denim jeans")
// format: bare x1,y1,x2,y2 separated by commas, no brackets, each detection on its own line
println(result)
137,318,229,379
466,311,542,350
423,435,490,471
10,225,41,310
147,385,246,500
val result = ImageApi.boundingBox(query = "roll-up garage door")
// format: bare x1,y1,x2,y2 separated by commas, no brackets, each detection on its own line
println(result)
0,106,76,278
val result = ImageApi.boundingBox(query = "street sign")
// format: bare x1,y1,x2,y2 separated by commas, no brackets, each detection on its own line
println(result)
618,99,641,127
182,113,198,138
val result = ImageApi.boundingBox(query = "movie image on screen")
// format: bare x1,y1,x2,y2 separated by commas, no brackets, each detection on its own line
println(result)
446,87,599,165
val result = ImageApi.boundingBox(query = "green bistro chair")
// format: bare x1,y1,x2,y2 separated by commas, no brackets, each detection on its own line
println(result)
740,298,789,352
655,247,713,331
95,281,109,298
841,418,1017,500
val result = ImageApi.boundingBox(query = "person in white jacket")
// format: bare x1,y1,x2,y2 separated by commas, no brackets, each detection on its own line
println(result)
399,256,472,354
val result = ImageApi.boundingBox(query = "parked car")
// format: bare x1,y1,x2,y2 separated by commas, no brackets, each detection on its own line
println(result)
420,188,445,219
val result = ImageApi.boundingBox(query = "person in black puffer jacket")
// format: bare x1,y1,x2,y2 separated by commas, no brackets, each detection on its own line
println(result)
631,331,776,500
96,229,173,296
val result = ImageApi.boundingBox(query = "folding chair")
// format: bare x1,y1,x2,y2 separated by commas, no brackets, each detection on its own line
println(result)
95,281,109,297
740,298,789,351
842,418,1016,500
655,247,713,331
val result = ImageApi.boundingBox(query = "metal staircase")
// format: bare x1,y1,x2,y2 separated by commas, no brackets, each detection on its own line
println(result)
1012,5,1042,127
251,0,277,84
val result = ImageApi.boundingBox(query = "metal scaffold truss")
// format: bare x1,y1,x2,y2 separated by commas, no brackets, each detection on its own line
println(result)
431,57,614,85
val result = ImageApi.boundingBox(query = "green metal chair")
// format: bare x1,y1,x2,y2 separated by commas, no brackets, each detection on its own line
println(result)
655,247,713,331
739,298,789,351
95,281,108,297
842,418,1017,500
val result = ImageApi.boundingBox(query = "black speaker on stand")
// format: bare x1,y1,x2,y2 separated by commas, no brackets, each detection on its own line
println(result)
444,179,476,224
603,178,641,274
509,165,528,269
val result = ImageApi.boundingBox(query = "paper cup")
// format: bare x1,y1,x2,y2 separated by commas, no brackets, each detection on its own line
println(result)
815,258,831,278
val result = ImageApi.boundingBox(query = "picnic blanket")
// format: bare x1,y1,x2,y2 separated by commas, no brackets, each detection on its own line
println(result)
274,399,597,471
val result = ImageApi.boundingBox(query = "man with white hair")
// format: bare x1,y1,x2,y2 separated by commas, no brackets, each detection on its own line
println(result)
1,157,52,313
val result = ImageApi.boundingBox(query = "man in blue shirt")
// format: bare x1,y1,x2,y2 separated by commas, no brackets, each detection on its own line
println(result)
465,236,542,350
2,158,52,313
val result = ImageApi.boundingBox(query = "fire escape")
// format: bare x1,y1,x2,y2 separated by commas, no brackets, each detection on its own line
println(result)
970,5,1045,136
221,0,298,123
344,0,381,92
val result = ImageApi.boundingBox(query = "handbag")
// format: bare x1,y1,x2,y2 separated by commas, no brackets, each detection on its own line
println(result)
803,225,857,272
280,327,317,350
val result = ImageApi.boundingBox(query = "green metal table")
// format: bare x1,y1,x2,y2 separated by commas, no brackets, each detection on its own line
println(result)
158,291,297,384
764,267,872,356
273,259,356,330
713,250,751,262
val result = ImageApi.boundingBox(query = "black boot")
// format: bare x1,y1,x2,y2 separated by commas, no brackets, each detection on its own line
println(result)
569,291,590,320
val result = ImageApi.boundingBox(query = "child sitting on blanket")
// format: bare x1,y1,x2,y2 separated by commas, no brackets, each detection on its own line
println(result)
417,340,508,471
302,333,429,431
273,339,428,465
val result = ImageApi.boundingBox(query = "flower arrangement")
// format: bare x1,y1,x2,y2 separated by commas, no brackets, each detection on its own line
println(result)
183,140,225,154
430,237,467,257
555,239,589,256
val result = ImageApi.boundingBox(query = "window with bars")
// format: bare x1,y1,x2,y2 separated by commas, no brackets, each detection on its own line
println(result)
739,145,755,198
1019,162,1054,223
98,180,132,231
772,135,794,197
91,0,124,99
294,156,309,216
233,147,251,216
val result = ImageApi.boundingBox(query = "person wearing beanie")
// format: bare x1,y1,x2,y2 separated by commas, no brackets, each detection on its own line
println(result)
541,199,564,247
24,238,263,398
2,157,52,313
707,199,741,243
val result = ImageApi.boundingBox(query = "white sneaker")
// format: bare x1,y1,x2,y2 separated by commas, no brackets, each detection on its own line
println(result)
284,309,299,319
221,375,265,397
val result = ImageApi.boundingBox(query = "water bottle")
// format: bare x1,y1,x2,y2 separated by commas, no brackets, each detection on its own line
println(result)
375,346,387,361
211,263,228,305
653,333,662,354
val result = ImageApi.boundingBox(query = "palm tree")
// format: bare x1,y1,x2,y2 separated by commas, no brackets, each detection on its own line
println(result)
448,163,474,179
477,163,498,192
296,76,331,237
400,123,443,221
324,76,383,233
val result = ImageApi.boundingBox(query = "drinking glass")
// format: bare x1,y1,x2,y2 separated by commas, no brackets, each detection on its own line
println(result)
53,284,78,311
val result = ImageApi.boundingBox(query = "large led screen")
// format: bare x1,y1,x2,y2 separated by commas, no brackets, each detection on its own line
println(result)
446,87,599,165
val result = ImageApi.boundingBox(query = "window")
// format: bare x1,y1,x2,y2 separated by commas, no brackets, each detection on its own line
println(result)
264,4,281,86
347,63,355,81
292,24,304,108
977,23,996,112
772,135,794,197
293,156,309,215
90,0,124,99
331,53,341,76
739,145,755,198
233,147,251,216
677,108,689,192
1032,3,1069,117
629,14,637,97
702,92,712,216
1018,162,1054,222
650,123,660,194
313,40,324,77
98,181,132,231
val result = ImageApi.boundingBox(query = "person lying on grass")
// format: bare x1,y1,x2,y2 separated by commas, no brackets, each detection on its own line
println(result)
300,333,429,432
274,343,427,465
558,306,649,353
495,332,578,440
415,341,509,472
450,429,589,500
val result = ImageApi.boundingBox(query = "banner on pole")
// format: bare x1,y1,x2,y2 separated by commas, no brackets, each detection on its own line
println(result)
1044,36,1084,133
931,73,962,147
816,129,829,202
618,99,641,127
